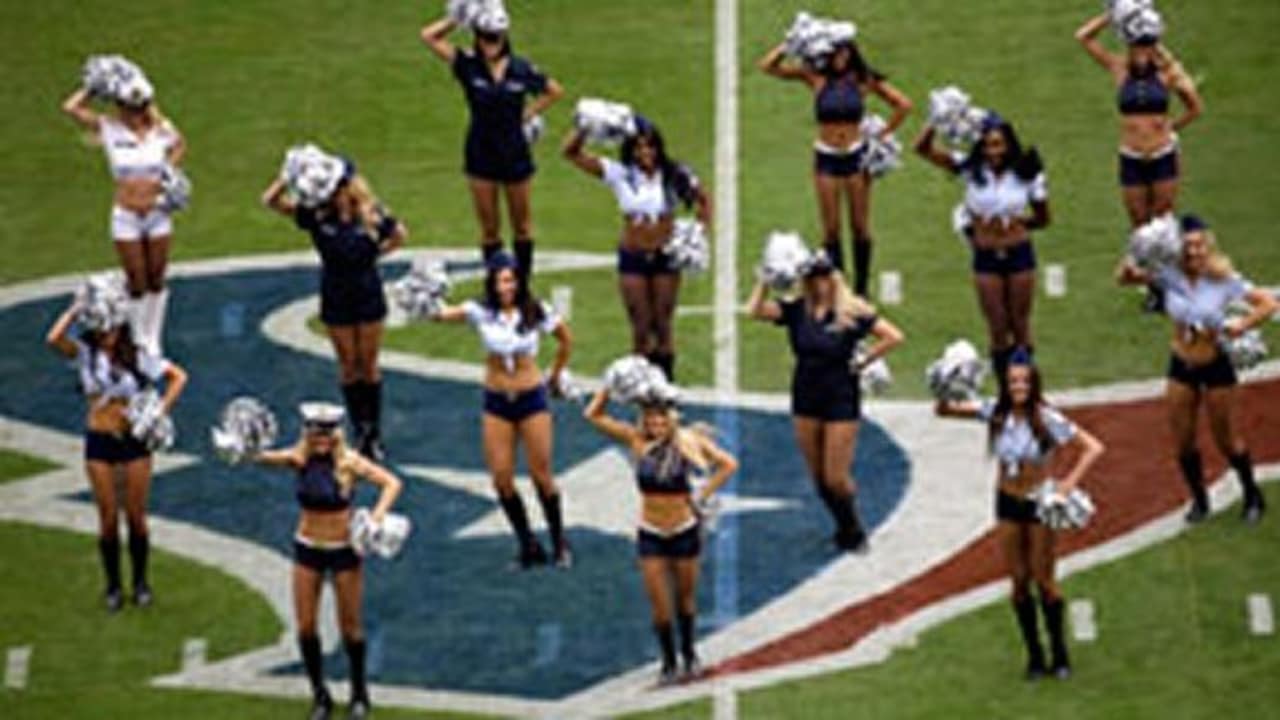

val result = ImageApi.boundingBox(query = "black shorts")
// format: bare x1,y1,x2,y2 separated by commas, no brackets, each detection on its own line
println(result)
637,524,701,558
84,431,150,463
972,241,1036,276
320,275,388,327
465,134,535,184
294,542,362,574
792,372,861,421
996,491,1039,524
484,385,549,423
814,146,868,177
617,247,678,277
1119,148,1179,187
1168,352,1237,389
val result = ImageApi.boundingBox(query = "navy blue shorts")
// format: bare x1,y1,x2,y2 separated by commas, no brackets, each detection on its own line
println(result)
996,491,1039,524
484,385,549,423
814,146,868,177
1119,149,1179,187
792,371,861,421
294,542,362,574
637,524,701,558
1168,352,1237,389
465,135,535,184
617,247,678,277
84,431,150,463
972,241,1036,276
320,275,388,327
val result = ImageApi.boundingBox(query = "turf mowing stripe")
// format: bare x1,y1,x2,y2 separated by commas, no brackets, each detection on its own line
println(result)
1069,599,1097,643
182,637,208,673
4,645,31,690
1247,593,1275,636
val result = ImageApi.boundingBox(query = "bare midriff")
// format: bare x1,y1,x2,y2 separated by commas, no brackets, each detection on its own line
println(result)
999,464,1047,500
818,120,861,151
114,177,162,215
484,354,545,395
298,508,352,546
1171,325,1220,367
1121,113,1174,157
971,216,1030,252
641,493,696,533
86,397,130,435
620,214,675,255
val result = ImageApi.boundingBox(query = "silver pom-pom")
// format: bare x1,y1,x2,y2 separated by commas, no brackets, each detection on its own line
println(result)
952,203,974,244
928,86,990,148
156,164,191,213
523,114,545,144
390,257,452,320
280,144,346,208
82,54,148,103
573,98,637,146
447,0,506,29
926,339,987,401
664,219,710,273
350,507,413,559
1116,5,1163,43
857,352,893,396
1127,213,1181,272
604,355,677,406
75,273,131,333
783,12,857,67
127,389,174,452
210,396,279,464
859,115,902,178
548,368,586,403
1221,304,1269,372
759,231,812,293
1030,480,1096,531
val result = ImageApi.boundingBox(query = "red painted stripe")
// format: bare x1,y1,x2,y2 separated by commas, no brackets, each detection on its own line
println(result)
713,378,1280,675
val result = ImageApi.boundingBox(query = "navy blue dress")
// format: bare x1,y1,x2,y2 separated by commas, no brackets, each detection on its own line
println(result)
295,207,397,326
452,49,549,183
775,299,876,421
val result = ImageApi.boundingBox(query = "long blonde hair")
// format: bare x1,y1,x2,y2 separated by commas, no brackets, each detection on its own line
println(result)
337,174,383,236
803,271,875,328
637,406,714,473
82,102,173,147
1155,44,1195,93
290,429,359,494
1183,229,1235,281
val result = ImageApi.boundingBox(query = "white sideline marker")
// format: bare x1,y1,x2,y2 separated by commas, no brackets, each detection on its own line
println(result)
1069,599,1098,642
4,645,32,690
181,637,208,673
1247,593,1274,636
879,271,903,305
551,285,573,322
1045,263,1067,298
713,682,738,720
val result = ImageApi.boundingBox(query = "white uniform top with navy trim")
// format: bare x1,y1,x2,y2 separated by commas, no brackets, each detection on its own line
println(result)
961,166,1048,225
977,400,1077,474
1157,266,1252,331
462,300,561,372
99,116,178,181
600,158,674,223
73,339,169,406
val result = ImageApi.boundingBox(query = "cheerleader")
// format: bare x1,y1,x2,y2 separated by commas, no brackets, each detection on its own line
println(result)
561,118,712,380
582,387,738,684
251,403,403,720
1118,216,1278,523
432,252,573,568
915,113,1050,380
45,298,188,612
420,7,564,276
936,352,1105,680
262,159,406,461
748,252,904,551
61,71,186,355
1075,11,1202,228
757,37,912,296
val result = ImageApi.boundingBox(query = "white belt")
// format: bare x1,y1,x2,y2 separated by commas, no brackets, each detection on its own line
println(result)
813,139,867,156
1119,136,1178,160
638,515,698,538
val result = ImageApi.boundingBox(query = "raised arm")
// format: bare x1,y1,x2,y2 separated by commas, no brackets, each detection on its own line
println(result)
856,314,905,371
254,448,301,469
913,125,959,173
1075,13,1123,77
158,361,188,415
1225,287,1280,337
420,16,459,64
746,279,782,322
582,388,638,445
757,42,814,84
869,79,913,134
561,127,605,177
693,436,739,503
351,454,403,523
1057,427,1105,494
45,301,82,359
261,177,296,217
61,88,100,132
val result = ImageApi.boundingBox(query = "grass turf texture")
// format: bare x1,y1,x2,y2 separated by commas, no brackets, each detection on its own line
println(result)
0,448,59,486
633,497,1280,719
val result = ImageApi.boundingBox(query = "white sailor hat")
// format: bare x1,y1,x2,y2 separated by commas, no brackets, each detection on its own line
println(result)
299,402,345,429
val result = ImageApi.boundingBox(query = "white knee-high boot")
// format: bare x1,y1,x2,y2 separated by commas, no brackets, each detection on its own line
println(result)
139,289,169,356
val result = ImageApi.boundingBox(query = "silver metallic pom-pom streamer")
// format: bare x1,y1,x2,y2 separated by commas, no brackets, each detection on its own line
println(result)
350,508,413,559
1030,480,1096,531
156,164,192,213
1127,213,1181,272
928,87,990,148
1221,304,1269,372
1116,5,1163,43
664,219,710,273
783,11,856,66
859,115,902,179
127,389,175,452
759,231,812,293
74,273,131,333
390,257,452,320
573,98,637,146
604,355,674,406
280,144,346,208
857,352,893,396
926,339,987,402
210,396,279,464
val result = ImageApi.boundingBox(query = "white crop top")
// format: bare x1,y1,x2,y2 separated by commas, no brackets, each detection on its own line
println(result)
977,400,1077,474
962,167,1048,225
600,158,675,223
1157,266,1251,331
74,339,169,406
463,300,561,371
99,116,178,181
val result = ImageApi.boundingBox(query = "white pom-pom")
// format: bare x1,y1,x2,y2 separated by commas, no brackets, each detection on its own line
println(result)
664,219,710,273
1127,213,1182,271
573,98,637,146
1030,480,1096,530
1114,4,1163,42
210,396,279,464
783,12,857,65
952,203,974,244
858,353,893,395
926,339,987,401
859,115,902,178
127,390,174,452
75,272,131,333
390,257,452,320
350,508,413,559
759,231,812,293
156,164,192,213
523,114,545,144
548,368,585,403
1222,304,1269,372
928,86,990,148
603,355,673,405
281,144,345,208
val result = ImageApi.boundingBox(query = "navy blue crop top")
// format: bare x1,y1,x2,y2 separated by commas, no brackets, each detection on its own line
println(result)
296,454,351,511
815,75,864,124
295,206,398,278
1118,68,1169,115
635,442,693,495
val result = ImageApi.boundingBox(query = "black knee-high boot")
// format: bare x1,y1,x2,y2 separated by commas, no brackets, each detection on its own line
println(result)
498,493,543,567
1013,596,1046,679
1178,450,1210,522
341,382,364,431
365,380,383,442
647,351,675,381
831,490,867,551
298,634,331,704
812,478,842,527
128,532,150,592
991,347,1012,390
1041,594,1070,677
1230,451,1265,520
536,490,567,558
853,236,873,297
677,612,698,666
653,622,677,676
481,240,502,265
98,536,122,593
514,238,534,279
344,637,369,703
823,233,845,275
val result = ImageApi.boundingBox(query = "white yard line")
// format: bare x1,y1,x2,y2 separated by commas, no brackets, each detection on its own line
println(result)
713,0,740,396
